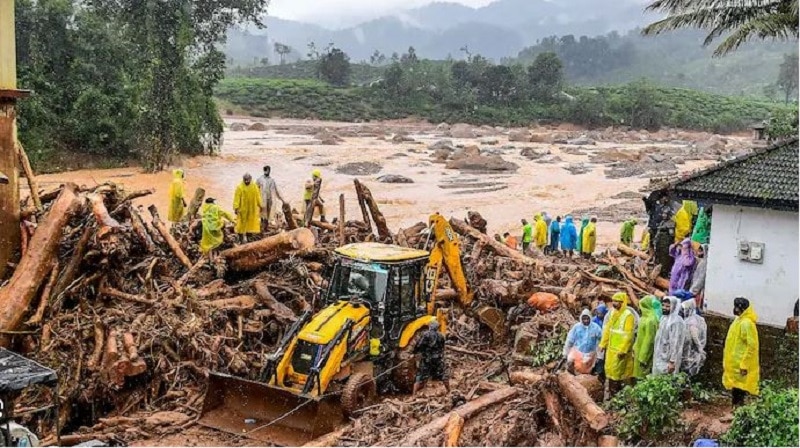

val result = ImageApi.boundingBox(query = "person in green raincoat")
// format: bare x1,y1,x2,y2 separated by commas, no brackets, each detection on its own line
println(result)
200,198,234,258
577,216,589,253
691,206,711,244
233,173,262,242
620,218,637,246
167,169,186,222
599,291,636,396
632,296,661,379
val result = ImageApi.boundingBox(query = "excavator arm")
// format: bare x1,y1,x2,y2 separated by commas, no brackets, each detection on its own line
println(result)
425,213,505,338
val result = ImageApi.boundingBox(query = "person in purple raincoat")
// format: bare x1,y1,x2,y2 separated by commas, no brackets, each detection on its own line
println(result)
668,238,696,294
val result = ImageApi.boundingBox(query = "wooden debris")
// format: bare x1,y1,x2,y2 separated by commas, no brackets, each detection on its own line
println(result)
617,243,649,260
221,228,315,272
443,412,465,447
556,372,609,430
147,205,192,269
16,142,42,212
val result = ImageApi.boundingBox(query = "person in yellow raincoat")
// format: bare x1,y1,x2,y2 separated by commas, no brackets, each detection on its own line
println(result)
167,169,186,222
304,169,326,222
233,173,262,242
640,228,651,252
534,214,547,250
723,297,760,406
673,200,698,243
599,292,636,396
200,198,233,258
581,217,597,258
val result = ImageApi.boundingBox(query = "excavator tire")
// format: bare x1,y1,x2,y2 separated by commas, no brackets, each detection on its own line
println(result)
392,331,422,393
341,372,376,417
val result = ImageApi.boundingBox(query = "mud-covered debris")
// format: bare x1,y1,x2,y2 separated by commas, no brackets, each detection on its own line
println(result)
229,122,248,131
336,162,383,176
377,174,414,184
563,163,591,175
445,155,519,172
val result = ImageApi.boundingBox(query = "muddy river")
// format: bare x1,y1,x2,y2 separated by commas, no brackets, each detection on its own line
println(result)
36,117,747,247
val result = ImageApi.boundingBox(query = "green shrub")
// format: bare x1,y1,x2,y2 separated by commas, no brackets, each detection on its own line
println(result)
608,373,690,441
721,385,799,447
528,328,566,368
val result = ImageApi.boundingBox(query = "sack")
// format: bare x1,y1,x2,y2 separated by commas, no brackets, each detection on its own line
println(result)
527,292,559,312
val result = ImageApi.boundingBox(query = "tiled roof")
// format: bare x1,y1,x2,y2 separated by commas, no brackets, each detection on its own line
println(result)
670,137,798,211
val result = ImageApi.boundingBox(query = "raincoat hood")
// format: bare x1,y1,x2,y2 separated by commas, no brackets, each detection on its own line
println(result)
681,299,697,318
609,292,629,326
565,215,574,225
172,169,184,179
596,303,608,317
312,169,322,178
640,296,657,319
663,296,681,321
739,303,758,323
580,309,592,326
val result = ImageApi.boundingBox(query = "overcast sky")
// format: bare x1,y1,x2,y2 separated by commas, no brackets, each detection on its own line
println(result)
268,0,496,27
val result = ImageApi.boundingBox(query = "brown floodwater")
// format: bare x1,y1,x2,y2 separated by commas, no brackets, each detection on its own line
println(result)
36,117,730,247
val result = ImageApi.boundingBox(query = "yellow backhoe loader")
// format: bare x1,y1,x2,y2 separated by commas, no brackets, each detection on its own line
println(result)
198,213,504,445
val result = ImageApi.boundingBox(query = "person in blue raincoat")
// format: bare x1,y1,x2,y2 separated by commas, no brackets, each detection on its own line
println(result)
560,215,578,258
547,216,561,255
563,309,603,374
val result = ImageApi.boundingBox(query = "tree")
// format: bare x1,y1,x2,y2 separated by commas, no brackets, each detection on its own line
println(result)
401,46,419,66
383,63,406,97
307,41,320,60
776,52,799,103
527,52,564,102
643,0,799,56
369,50,386,66
318,47,351,86
477,65,516,105
274,42,292,64
617,80,663,130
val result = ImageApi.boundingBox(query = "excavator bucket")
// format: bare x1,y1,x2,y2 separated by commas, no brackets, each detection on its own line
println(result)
199,372,344,446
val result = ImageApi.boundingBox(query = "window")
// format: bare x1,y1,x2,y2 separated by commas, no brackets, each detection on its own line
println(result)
327,260,388,306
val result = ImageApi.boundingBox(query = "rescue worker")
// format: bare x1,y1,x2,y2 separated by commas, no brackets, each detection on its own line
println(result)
680,299,707,377
534,214,547,251
581,217,597,259
592,303,608,329
199,198,234,259
168,169,187,222
576,216,589,253
547,216,561,255
413,320,450,394
654,207,676,277
652,296,686,375
673,200,698,243
632,296,660,379
669,238,696,294
689,244,709,311
504,232,518,250
599,292,636,397
640,228,651,252
644,193,670,251
233,173,262,242
256,165,285,231
521,219,533,254
723,297,760,406
560,215,578,258
563,309,602,374
620,218,636,246
691,206,711,244
304,169,326,222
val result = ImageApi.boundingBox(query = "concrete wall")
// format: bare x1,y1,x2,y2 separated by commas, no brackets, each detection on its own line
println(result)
705,204,799,327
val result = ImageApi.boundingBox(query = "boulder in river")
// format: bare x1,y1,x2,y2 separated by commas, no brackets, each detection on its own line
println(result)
377,174,414,184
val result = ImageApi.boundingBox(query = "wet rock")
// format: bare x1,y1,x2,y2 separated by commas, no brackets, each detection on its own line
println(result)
648,153,667,163
248,122,268,131
563,163,591,175
335,162,382,176
445,154,519,172
530,133,553,144
432,147,454,162
429,139,454,151
452,145,481,161
314,130,344,145
377,174,414,184
536,155,563,164
392,132,415,143
566,135,595,145
501,144,516,150
508,130,531,142
449,123,475,139
435,122,450,131
520,147,547,160
481,138,500,145
229,122,248,131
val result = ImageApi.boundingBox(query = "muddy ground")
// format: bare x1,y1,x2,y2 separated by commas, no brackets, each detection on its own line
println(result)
35,117,752,249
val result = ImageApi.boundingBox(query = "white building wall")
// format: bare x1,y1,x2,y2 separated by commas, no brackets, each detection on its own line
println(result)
704,204,799,327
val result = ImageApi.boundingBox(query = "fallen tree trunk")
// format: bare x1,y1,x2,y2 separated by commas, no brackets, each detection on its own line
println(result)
16,142,42,212
354,179,391,242
51,225,93,303
598,435,619,447
449,217,536,266
443,412,464,447
183,187,205,221
543,389,563,434
574,374,603,403
398,387,519,446
25,261,59,326
88,193,122,235
0,184,81,346
253,280,297,323
282,202,297,230
557,372,608,430
353,179,372,233
203,295,257,312
617,243,649,260
129,206,155,253
147,205,192,269
221,228,315,272
655,276,670,291
508,369,544,385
